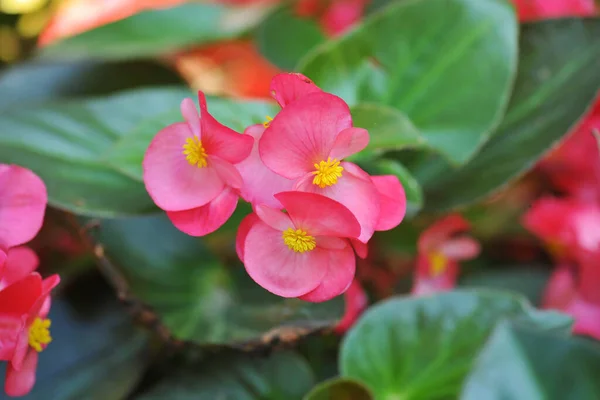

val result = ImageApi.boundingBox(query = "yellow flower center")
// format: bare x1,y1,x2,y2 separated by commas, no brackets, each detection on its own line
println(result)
428,251,448,277
182,137,208,168
263,115,273,128
312,158,343,188
282,228,316,253
28,318,52,352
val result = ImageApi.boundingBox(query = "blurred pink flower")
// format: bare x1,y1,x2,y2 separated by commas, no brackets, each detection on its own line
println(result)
513,0,597,21
143,93,253,236
0,273,60,397
334,279,368,334
411,214,480,295
296,0,369,37
238,191,361,302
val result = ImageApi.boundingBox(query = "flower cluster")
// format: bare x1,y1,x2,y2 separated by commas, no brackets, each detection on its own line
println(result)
143,73,407,302
0,164,59,397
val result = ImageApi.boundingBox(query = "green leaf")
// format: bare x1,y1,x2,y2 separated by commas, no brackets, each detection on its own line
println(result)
461,322,600,399
257,6,325,70
0,87,193,217
139,352,314,400
303,378,374,400
419,18,600,211
340,290,571,400
39,4,244,61
93,214,345,346
369,158,424,218
299,0,518,164
7,296,149,400
106,97,276,181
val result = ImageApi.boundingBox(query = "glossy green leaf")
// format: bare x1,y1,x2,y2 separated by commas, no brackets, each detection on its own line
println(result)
257,6,325,70
106,97,276,180
6,296,149,400
93,214,344,346
369,158,424,218
303,378,373,400
39,4,243,60
0,87,193,216
299,0,518,164
139,352,314,400
340,290,571,400
419,18,600,211
461,322,600,399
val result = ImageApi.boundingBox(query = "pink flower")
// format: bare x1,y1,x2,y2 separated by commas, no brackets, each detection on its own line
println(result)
0,273,60,397
411,214,480,296
260,73,406,242
0,247,39,291
0,165,47,262
238,191,361,302
143,92,253,236
334,279,368,334
513,0,597,21
295,0,368,37
235,124,294,208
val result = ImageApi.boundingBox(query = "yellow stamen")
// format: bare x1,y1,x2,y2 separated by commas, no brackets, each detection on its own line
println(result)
312,158,343,188
428,251,448,277
182,137,208,168
28,318,52,352
263,115,273,128
282,228,316,253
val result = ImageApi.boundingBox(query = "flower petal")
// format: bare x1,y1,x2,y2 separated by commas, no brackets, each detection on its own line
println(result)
329,127,369,160
27,274,60,325
350,238,368,259
299,244,356,302
0,247,39,290
269,73,322,108
143,122,224,211
568,296,600,340
275,191,361,238
320,0,367,37
439,237,480,261
167,188,238,237
236,124,294,208
0,165,47,248
418,214,471,253
295,162,380,242
180,98,200,137
209,156,244,189
255,204,293,231
236,213,260,263
5,349,38,397
316,236,349,250
198,92,253,164
259,92,353,179
334,279,368,334
0,273,42,316
371,175,407,231
0,315,23,360
243,221,328,297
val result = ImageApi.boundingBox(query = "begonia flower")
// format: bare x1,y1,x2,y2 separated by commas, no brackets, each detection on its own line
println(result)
143,92,253,236
513,0,597,22
235,124,294,208
411,214,480,295
260,73,406,242
0,165,47,262
0,247,39,291
0,273,60,397
238,191,361,302
334,279,368,334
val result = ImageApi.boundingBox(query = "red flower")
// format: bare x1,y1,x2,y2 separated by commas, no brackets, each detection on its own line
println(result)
513,0,597,21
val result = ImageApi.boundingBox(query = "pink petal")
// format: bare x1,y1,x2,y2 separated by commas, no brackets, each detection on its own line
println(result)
439,237,480,261
0,165,47,248
334,279,368,334
236,213,260,262
143,122,224,211
0,246,39,290
329,127,370,160
255,204,293,231
243,220,328,297
418,214,471,253
5,349,38,397
236,125,295,208
167,188,238,237
316,236,349,250
371,175,406,232
320,0,367,37
197,92,253,164
411,255,459,296
259,92,353,179
0,249,6,274
569,296,600,340
180,98,200,137
10,329,29,371
295,162,380,242
299,244,356,302
275,191,361,238
269,73,323,108
0,315,23,360
0,274,42,316
27,274,60,325
209,156,244,189
350,238,368,259
542,265,577,310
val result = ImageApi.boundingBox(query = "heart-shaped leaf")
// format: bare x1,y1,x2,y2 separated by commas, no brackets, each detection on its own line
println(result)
138,351,314,400
418,18,600,211
303,378,374,400
461,322,600,399
299,0,518,164
340,290,571,400
39,4,244,61
92,214,344,347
